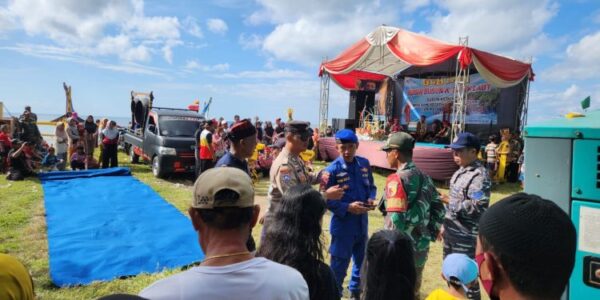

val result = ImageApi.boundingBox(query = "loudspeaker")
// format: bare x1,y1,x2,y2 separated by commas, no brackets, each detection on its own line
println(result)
349,91,375,121
332,118,356,132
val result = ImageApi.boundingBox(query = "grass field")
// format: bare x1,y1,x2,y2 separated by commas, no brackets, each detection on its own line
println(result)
0,152,521,299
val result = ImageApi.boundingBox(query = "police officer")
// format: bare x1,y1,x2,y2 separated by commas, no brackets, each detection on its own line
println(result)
321,129,376,299
442,132,491,300
263,121,344,232
380,132,445,299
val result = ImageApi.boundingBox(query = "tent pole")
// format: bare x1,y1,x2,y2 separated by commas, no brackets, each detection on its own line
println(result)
520,76,531,131
451,36,469,142
319,71,330,133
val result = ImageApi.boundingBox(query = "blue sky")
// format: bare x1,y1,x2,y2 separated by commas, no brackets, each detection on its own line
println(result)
0,0,599,125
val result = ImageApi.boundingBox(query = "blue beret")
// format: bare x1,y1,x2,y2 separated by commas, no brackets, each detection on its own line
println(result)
335,129,358,144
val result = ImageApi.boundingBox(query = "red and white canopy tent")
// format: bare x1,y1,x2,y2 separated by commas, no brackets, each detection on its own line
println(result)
318,26,534,139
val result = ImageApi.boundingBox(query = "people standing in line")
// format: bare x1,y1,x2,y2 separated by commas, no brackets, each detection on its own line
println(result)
194,120,217,178
54,122,68,171
66,117,80,162
484,135,498,181
101,121,119,168
320,129,376,299
97,118,108,161
139,167,309,300
361,230,416,300
83,115,98,157
215,119,258,253
426,253,479,300
263,121,344,232
476,193,576,300
494,130,510,183
258,184,340,300
441,132,491,300
70,145,86,170
380,132,446,299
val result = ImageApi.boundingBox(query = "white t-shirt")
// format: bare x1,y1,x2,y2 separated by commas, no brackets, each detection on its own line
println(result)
139,257,309,300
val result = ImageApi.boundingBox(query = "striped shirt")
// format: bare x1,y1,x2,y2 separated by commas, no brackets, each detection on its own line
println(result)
485,143,497,163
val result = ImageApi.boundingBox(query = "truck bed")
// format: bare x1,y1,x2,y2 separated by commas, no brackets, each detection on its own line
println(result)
123,128,144,148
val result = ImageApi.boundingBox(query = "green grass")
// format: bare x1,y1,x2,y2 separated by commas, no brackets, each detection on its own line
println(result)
0,153,521,299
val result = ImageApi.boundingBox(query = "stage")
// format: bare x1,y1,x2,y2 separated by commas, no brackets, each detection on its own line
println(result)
317,137,457,181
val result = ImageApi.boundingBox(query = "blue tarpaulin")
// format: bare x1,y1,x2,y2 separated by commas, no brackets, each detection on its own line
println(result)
40,167,203,286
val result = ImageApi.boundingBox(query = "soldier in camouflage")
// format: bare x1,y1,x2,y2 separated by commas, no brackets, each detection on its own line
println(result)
441,132,491,300
380,132,446,299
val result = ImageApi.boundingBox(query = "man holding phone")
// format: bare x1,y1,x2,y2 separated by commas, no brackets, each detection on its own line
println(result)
321,129,376,299
380,132,445,299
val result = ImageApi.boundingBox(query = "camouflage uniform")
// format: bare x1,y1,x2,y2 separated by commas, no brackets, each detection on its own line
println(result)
383,161,445,296
443,159,491,300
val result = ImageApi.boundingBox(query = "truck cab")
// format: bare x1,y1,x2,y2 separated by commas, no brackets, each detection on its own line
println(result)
123,92,204,178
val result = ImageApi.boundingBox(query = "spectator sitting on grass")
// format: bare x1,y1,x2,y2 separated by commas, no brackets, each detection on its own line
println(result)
476,193,576,300
85,154,100,170
139,167,309,300
426,253,478,300
41,147,63,171
361,230,416,300
6,140,36,180
70,145,86,170
258,184,340,300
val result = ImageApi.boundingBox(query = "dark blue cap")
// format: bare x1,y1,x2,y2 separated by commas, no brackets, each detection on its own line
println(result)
448,132,480,149
335,129,358,144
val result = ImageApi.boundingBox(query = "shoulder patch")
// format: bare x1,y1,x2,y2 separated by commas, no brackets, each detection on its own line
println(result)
279,165,290,174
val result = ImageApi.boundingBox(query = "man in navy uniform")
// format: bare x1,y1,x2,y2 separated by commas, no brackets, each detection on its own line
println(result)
321,129,377,299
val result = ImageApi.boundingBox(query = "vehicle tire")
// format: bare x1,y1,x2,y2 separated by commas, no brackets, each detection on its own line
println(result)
152,155,165,178
130,146,139,164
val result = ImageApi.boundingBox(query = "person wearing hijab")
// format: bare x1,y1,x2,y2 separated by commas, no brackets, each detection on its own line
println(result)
0,253,35,300
83,115,98,157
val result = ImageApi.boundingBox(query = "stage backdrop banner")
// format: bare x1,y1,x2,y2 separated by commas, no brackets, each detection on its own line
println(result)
403,74,500,124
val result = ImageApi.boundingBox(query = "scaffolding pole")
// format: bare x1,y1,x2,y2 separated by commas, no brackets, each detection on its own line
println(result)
319,72,330,132
450,37,469,142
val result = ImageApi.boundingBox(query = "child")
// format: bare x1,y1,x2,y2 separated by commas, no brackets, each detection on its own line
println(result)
41,147,63,171
70,145,86,170
85,153,100,170
485,135,498,179
426,253,478,300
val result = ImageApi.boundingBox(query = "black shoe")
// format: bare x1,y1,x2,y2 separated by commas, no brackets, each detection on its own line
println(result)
350,291,361,300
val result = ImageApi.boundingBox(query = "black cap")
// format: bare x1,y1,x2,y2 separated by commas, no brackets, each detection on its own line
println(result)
447,132,480,149
284,120,309,134
271,138,286,149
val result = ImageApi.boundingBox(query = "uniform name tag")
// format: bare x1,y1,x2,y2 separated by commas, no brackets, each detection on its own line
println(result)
385,173,408,212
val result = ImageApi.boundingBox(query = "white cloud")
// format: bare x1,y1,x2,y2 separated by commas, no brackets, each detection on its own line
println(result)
238,33,263,49
401,0,431,13
183,17,203,39
0,6,16,33
207,18,228,34
426,0,558,58
2,0,188,64
215,69,310,79
545,31,600,80
184,59,230,72
527,84,600,122
250,0,399,66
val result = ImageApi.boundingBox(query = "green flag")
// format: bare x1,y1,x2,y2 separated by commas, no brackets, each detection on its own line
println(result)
581,96,591,110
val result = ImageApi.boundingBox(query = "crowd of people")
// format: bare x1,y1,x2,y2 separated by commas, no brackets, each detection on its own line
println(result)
0,105,121,181
1,113,577,300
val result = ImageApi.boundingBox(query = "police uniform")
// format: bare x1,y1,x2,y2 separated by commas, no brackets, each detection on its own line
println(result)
322,129,376,297
443,133,491,300
380,132,445,298
264,121,317,228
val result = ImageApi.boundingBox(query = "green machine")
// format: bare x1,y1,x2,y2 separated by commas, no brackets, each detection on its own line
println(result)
524,110,600,299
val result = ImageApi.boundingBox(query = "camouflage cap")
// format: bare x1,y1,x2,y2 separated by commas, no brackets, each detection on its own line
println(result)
381,132,415,151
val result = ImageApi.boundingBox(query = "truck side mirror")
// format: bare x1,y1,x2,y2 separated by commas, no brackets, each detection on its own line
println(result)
148,124,156,134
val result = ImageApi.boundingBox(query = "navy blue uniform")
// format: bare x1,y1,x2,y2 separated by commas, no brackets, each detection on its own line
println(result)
322,155,376,296
215,151,249,174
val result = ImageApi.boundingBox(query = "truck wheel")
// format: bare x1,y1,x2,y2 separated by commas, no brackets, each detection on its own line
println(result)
152,156,165,178
130,147,139,164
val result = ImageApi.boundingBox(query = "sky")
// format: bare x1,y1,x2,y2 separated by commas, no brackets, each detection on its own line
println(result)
0,0,599,125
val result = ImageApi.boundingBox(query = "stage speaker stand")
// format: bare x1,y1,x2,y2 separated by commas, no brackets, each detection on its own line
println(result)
349,91,376,121
332,118,356,132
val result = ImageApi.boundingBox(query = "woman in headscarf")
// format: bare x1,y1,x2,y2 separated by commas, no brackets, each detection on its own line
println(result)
97,118,108,162
54,122,68,170
66,117,80,163
0,253,35,300
83,115,98,157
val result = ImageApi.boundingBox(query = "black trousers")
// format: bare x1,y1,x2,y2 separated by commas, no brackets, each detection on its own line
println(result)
506,162,520,183
102,144,118,168
195,159,214,179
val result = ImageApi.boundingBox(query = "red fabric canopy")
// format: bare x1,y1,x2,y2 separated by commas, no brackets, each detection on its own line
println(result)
319,26,533,90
